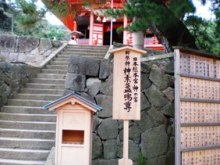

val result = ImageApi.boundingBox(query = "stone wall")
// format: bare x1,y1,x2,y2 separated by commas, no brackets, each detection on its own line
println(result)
0,62,39,109
0,35,60,65
65,54,175,165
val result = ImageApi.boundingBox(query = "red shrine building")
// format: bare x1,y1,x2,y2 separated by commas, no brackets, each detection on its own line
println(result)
42,0,165,50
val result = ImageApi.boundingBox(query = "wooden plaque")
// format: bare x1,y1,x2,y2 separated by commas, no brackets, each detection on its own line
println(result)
111,46,146,120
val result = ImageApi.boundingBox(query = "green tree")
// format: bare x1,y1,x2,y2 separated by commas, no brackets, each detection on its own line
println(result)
108,0,220,54
3,0,69,41
185,16,220,55
14,0,46,30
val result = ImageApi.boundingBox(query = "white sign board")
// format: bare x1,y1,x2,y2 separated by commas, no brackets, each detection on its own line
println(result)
111,46,146,120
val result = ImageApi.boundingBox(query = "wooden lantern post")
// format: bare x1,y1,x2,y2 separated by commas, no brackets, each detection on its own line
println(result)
111,46,146,165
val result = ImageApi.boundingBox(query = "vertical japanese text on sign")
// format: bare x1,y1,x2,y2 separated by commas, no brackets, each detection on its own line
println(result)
112,46,146,120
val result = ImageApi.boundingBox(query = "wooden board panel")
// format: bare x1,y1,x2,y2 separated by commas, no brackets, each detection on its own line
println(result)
182,149,220,165
112,48,142,120
175,49,220,165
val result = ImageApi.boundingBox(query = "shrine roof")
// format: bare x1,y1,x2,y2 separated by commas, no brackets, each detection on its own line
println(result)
44,92,103,112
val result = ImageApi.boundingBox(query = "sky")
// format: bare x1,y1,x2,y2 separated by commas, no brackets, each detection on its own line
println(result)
36,0,215,25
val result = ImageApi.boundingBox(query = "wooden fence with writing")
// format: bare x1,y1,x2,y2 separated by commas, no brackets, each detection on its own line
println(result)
175,48,220,165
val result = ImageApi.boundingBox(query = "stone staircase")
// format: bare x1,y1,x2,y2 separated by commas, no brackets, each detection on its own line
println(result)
0,45,109,165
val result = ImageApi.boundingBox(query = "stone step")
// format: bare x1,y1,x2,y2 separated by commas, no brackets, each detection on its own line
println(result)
0,120,56,130
49,60,69,65
8,99,51,107
46,65,68,70
66,45,109,50
37,73,66,79
16,93,62,100
64,48,108,52
58,54,104,59
0,148,49,161
53,57,70,61
21,88,63,95
31,78,65,84
1,106,54,114
0,137,54,150
0,113,56,122
0,128,55,139
41,69,67,74
61,51,106,56
0,158,44,165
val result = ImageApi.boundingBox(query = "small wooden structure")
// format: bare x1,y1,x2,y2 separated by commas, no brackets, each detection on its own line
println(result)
174,47,220,165
44,93,102,165
111,46,146,165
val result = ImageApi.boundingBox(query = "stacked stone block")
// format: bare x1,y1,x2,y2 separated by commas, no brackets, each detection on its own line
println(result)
0,62,39,109
65,55,175,165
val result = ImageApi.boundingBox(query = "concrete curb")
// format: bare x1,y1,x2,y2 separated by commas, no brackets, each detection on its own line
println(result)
45,147,55,165
39,43,68,68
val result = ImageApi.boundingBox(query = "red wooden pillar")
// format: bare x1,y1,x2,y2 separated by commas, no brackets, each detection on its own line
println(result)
73,21,77,31
123,14,128,45
89,11,94,45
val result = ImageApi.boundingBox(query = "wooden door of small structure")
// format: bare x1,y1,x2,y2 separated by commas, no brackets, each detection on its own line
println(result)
56,106,92,165
92,23,103,46
174,48,220,165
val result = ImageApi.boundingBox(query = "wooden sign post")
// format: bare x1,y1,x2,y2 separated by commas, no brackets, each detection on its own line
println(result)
111,46,146,165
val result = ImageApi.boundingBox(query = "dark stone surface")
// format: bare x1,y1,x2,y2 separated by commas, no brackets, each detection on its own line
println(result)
17,36,40,53
149,64,170,90
86,78,101,96
148,108,166,126
163,87,174,101
117,140,141,161
0,35,16,53
141,92,150,111
68,56,100,76
99,59,111,80
146,155,167,165
92,159,117,165
145,85,169,108
92,133,103,159
136,111,155,132
141,124,168,159
95,94,112,118
100,74,113,96
161,102,174,117
65,73,86,92
0,62,40,109
97,118,118,140
103,139,118,159
141,72,151,90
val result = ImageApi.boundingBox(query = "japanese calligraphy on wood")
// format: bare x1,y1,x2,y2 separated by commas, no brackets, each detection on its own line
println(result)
174,47,220,165
111,46,146,120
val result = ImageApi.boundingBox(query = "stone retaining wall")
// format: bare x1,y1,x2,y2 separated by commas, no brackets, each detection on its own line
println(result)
0,35,60,65
0,62,39,109
65,54,175,165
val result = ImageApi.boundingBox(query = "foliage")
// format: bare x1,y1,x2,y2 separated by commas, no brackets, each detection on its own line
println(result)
185,16,220,55
107,0,220,54
14,0,46,29
3,0,69,41
137,153,146,165
41,0,70,18
14,19,69,41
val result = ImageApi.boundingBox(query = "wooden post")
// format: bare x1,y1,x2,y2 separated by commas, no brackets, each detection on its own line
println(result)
119,120,132,165
110,47,146,165
174,49,181,165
